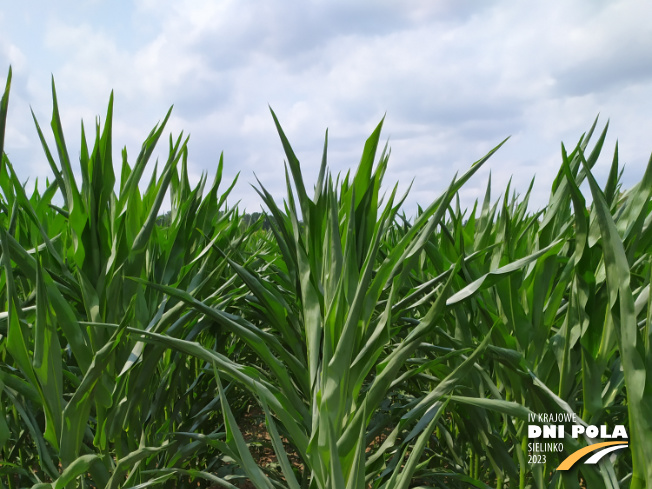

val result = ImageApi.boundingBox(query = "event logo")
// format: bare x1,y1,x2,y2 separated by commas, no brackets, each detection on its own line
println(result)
527,413,628,470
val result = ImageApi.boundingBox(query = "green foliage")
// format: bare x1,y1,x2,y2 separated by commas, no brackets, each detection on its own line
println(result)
1,66,651,489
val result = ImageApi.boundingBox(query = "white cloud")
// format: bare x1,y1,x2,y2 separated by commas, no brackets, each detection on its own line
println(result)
1,0,651,215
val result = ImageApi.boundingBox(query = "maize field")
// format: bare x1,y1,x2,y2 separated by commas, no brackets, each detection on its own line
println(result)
0,66,651,489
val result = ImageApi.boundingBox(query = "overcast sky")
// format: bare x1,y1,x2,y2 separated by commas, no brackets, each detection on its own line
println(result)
1,1,651,215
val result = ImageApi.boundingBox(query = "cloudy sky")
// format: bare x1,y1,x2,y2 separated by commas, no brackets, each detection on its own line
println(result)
1,0,651,215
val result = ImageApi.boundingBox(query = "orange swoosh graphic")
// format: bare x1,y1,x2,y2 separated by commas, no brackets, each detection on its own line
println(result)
557,441,628,470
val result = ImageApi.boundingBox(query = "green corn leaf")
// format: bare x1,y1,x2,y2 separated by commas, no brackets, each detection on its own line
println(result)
446,239,564,305
0,66,11,167
579,148,652,489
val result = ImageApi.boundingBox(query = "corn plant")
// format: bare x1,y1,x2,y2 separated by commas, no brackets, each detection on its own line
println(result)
1,64,651,489
144,117,649,488
0,66,253,488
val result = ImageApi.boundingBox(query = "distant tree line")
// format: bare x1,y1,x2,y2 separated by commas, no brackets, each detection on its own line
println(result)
156,210,272,230
241,211,272,230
